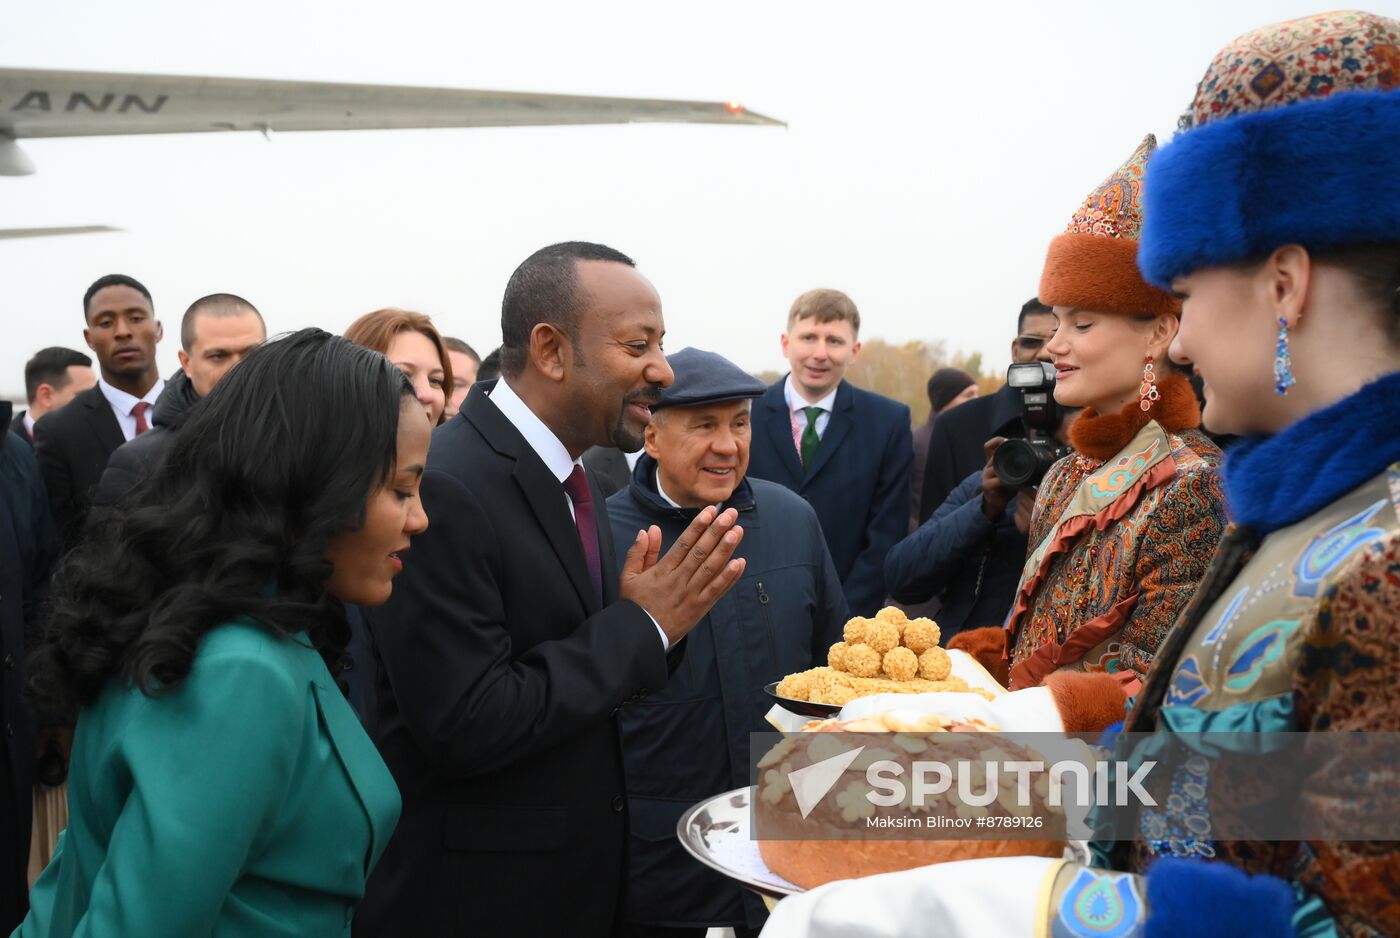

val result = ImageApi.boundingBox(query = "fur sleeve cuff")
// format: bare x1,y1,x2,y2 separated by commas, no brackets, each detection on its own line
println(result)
1144,858,1296,938
1043,671,1130,734
946,626,1009,687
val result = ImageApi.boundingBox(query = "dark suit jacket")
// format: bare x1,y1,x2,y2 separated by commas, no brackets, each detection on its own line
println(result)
92,371,200,510
32,385,125,546
8,411,31,448
917,382,1022,525
746,378,913,617
0,408,56,931
582,445,632,499
358,380,675,938
0,478,31,932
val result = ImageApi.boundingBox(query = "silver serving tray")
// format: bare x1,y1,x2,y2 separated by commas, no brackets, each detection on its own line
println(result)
677,786,801,899
677,787,1091,901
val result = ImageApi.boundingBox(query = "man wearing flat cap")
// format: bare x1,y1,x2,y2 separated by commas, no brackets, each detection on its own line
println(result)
606,348,848,938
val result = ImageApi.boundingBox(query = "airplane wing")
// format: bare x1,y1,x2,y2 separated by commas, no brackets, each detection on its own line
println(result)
0,68,783,141
0,225,120,239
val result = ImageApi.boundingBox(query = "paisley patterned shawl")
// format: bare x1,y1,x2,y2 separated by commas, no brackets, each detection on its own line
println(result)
1005,420,1225,689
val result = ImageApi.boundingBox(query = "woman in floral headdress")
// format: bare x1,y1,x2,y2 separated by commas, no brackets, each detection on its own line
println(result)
762,10,1400,937
947,136,1226,721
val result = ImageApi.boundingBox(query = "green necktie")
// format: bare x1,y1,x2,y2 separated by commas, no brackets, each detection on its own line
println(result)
800,406,823,470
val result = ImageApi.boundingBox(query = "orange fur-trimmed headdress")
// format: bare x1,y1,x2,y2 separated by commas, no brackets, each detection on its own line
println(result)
1039,136,1180,319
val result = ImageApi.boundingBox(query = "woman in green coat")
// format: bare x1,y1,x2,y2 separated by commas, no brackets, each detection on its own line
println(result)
15,328,430,937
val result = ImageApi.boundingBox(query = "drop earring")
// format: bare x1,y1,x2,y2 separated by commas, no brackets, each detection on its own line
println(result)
1274,317,1296,395
1139,356,1160,412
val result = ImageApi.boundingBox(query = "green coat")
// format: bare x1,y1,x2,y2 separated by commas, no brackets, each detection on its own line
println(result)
16,619,401,937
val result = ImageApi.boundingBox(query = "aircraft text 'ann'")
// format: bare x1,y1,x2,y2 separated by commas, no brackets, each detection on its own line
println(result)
5,92,170,114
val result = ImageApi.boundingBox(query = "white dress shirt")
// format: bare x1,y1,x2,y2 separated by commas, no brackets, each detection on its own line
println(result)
22,412,36,439
97,376,165,442
784,374,838,451
655,469,684,509
490,379,669,650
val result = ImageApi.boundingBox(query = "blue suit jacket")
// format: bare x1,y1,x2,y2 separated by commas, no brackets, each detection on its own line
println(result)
746,378,913,617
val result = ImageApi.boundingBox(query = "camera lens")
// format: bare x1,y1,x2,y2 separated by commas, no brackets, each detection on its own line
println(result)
994,439,1059,488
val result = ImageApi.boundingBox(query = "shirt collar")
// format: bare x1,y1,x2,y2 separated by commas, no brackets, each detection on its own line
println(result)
97,375,164,417
489,378,578,484
783,374,838,415
654,466,684,508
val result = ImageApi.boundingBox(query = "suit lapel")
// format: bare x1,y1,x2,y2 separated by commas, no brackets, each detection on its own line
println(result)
760,381,804,486
801,381,855,484
309,681,392,875
81,386,126,456
464,384,601,616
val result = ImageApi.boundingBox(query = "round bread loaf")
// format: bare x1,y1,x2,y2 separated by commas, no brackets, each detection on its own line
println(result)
754,714,1063,890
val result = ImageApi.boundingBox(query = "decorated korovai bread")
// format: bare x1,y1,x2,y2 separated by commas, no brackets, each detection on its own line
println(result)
754,710,1064,889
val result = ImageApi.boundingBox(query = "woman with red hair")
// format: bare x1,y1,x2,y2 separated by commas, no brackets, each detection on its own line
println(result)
345,309,454,427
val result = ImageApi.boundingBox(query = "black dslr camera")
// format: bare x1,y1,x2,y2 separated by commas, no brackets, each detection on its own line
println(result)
993,361,1070,488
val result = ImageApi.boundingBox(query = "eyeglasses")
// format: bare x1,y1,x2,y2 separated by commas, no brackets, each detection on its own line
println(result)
1015,335,1052,351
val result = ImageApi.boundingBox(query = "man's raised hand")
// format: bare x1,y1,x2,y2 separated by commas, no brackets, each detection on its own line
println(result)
619,506,746,645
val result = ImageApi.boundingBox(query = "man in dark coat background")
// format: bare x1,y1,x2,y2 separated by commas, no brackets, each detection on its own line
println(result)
583,444,635,498
359,242,749,937
93,294,265,508
607,348,847,937
0,404,58,932
917,297,1056,524
747,289,912,617
11,348,95,448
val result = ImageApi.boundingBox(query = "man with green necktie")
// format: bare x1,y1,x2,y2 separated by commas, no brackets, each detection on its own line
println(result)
747,288,913,616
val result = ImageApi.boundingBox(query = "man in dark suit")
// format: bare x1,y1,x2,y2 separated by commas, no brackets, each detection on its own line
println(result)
33,274,164,545
746,289,913,617
359,242,749,937
11,347,95,447
916,297,1057,524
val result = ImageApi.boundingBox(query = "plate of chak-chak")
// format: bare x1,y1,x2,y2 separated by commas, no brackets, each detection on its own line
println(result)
766,607,995,717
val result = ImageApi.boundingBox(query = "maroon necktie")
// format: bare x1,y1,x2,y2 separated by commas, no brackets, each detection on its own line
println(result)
133,401,152,436
563,465,604,605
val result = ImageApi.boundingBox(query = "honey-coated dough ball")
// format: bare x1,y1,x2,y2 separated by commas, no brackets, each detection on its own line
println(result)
882,646,919,681
874,606,908,634
828,641,850,672
918,646,953,682
865,619,901,654
844,643,882,678
843,617,870,646
902,618,942,655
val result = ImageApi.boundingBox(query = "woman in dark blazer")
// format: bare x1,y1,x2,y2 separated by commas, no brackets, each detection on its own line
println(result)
15,328,430,937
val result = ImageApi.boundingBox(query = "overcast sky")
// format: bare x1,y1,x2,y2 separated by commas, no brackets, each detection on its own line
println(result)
1,0,1361,400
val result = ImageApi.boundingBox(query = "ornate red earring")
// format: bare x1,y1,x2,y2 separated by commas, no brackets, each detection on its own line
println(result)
1140,356,1160,412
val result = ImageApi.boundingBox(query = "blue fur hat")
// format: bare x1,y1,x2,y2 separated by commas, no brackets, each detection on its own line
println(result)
1138,11,1400,288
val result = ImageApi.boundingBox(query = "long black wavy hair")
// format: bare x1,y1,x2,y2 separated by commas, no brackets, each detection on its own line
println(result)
29,328,414,717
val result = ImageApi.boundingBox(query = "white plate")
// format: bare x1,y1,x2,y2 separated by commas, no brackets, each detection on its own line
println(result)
677,787,1091,901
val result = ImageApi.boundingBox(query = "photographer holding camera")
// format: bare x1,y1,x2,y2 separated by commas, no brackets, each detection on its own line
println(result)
885,363,1076,643
948,137,1226,697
